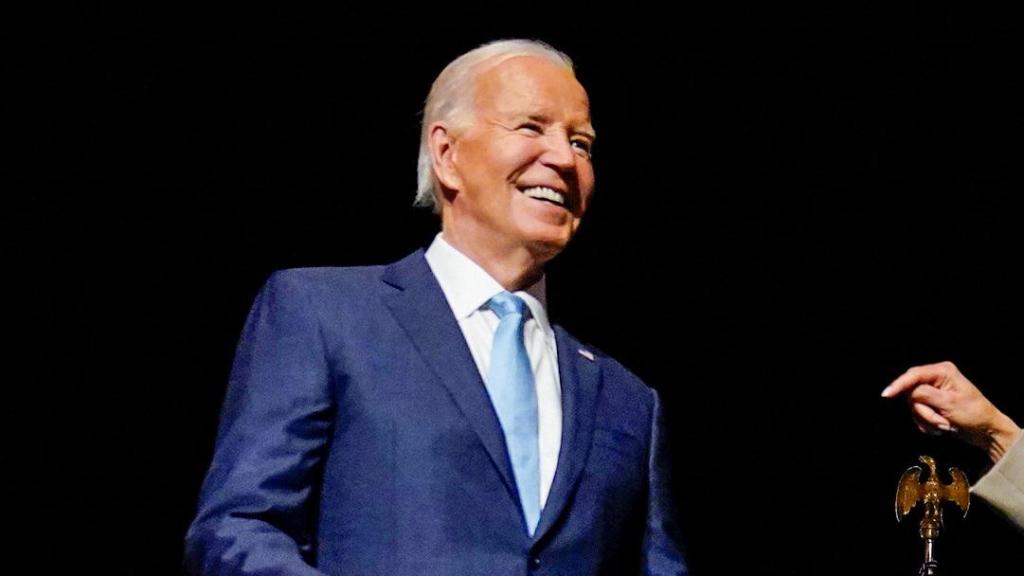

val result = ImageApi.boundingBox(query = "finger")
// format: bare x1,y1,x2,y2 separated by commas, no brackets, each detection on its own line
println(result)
908,384,951,413
882,362,952,397
912,401,953,431
882,366,930,397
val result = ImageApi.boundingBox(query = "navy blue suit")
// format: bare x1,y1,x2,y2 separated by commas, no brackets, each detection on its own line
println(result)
185,251,687,575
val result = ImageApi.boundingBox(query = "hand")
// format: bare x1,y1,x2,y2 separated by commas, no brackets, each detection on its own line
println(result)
882,361,1022,463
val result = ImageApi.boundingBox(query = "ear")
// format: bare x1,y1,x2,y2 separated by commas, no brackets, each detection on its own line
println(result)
428,122,462,192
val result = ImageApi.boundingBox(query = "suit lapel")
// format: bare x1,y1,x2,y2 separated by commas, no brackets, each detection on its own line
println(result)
532,325,601,542
379,251,520,502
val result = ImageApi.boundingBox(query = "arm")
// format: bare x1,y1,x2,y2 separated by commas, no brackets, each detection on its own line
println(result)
972,432,1024,533
881,361,1021,463
185,272,333,576
642,389,689,576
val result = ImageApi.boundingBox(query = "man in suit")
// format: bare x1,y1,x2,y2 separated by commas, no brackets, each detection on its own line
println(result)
883,361,1023,531
185,39,688,575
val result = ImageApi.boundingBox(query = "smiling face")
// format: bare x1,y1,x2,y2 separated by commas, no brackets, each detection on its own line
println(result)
433,55,596,269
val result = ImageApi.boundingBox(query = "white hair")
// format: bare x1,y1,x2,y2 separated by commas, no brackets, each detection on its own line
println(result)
414,39,576,211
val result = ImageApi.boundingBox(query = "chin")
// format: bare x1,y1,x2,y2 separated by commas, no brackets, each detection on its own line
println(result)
516,218,578,260
525,234,572,261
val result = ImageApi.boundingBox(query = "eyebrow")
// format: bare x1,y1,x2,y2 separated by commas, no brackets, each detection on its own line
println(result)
526,114,597,140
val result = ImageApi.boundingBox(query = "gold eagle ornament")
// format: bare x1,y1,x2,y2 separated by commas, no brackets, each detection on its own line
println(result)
895,455,970,530
894,455,970,576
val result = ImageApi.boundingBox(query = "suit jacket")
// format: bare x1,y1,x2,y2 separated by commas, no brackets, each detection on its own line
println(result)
185,250,687,575
972,434,1024,533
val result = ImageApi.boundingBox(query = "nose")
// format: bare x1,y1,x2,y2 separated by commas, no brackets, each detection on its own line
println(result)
539,130,577,172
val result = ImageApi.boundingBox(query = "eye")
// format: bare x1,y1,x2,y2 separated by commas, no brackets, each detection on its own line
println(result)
571,138,593,158
516,122,544,135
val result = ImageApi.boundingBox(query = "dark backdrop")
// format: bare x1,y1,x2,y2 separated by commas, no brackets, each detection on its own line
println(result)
5,4,1024,574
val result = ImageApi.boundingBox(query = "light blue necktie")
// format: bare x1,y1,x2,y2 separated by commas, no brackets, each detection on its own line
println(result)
486,291,541,536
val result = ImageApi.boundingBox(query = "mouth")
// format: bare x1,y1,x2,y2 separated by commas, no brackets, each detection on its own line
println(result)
519,185,568,209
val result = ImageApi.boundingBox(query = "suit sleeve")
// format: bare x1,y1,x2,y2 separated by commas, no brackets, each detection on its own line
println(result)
972,433,1024,533
185,272,333,576
642,389,689,576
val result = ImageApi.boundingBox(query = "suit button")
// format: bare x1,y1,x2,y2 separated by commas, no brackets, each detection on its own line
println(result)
529,556,541,568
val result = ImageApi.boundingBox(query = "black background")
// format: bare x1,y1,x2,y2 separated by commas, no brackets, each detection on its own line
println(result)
5,3,1024,574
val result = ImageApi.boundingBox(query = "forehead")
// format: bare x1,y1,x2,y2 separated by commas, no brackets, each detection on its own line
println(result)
472,56,591,127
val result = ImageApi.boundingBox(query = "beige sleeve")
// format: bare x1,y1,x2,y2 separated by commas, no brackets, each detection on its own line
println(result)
972,433,1024,533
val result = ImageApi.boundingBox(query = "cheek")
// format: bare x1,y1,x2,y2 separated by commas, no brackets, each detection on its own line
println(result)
506,143,546,173
456,136,512,180
478,147,532,186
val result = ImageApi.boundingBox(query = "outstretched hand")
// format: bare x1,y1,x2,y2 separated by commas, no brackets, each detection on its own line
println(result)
882,361,1021,463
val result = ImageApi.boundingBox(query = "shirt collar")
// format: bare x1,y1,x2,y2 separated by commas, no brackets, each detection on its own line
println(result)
424,233,552,333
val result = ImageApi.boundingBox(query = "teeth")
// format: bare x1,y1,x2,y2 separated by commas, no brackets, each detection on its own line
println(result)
521,186,565,206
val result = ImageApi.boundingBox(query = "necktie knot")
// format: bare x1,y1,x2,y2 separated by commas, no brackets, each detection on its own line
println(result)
488,292,529,320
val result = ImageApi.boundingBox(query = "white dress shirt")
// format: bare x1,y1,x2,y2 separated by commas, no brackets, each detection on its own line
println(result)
424,234,562,507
